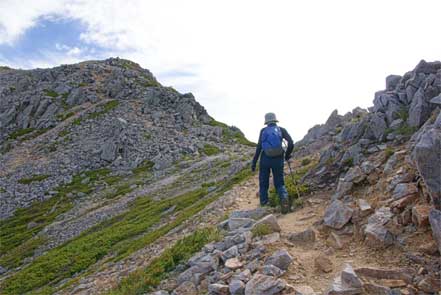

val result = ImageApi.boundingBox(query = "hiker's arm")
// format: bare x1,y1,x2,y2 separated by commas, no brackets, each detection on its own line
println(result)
252,130,263,166
282,128,294,159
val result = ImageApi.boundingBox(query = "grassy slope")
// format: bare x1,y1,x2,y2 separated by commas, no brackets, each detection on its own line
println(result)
0,163,252,295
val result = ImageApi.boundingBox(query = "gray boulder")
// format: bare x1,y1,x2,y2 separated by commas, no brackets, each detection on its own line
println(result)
323,200,353,229
245,274,286,295
264,249,293,270
408,88,432,128
287,228,316,244
343,166,365,184
229,279,246,295
262,264,285,277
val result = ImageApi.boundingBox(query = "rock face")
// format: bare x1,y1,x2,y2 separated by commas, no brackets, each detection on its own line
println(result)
412,126,441,209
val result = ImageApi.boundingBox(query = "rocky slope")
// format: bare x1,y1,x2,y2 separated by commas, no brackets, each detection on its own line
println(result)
0,58,255,294
127,60,440,295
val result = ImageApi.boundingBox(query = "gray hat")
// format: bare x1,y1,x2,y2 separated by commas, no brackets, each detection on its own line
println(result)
264,112,278,125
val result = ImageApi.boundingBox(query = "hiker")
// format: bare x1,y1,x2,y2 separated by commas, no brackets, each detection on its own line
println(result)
251,112,294,213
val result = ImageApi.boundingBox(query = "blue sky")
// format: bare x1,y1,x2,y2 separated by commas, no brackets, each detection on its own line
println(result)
1,0,440,141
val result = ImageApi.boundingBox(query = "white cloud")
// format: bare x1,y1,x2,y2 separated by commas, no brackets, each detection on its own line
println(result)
1,0,441,141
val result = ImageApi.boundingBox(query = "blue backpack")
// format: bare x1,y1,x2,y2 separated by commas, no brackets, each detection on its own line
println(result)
262,125,284,157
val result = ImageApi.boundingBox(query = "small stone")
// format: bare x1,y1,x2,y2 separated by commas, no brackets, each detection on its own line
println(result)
341,264,362,288
287,228,316,244
325,275,361,295
229,218,255,230
292,285,317,295
208,283,229,295
391,183,418,200
221,245,240,261
327,231,351,249
262,264,285,277
173,281,198,295
412,205,431,227
264,249,293,270
358,199,373,217
364,223,395,248
418,241,439,255
229,279,245,295
244,274,286,295
363,283,393,295
314,254,333,273
225,257,243,270
252,214,281,233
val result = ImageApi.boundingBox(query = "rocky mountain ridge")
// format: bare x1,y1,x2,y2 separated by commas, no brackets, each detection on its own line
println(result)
0,59,440,295
0,58,255,294
133,60,441,295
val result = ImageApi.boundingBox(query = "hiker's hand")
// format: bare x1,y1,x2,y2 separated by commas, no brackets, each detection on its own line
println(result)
251,162,256,172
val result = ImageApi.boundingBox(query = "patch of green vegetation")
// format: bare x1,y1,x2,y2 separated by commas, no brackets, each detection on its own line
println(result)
301,158,311,166
0,187,5,193
59,129,70,137
0,236,46,269
48,143,57,152
0,167,252,294
0,194,72,269
325,157,335,166
9,86,16,92
105,184,134,200
141,78,161,88
78,82,88,87
62,92,69,99
343,157,353,167
87,100,120,119
209,119,256,147
57,112,75,121
132,160,155,175
396,124,416,136
385,147,394,159
220,161,231,168
72,118,82,125
397,107,409,121
201,144,220,156
43,89,59,98
108,228,221,294
8,128,35,140
0,66,11,70
251,223,273,237
18,174,50,184
144,132,152,140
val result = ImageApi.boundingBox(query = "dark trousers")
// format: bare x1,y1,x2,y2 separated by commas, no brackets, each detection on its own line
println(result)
259,154,288,205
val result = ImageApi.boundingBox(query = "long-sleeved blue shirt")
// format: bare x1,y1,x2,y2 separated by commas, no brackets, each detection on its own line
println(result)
252,123,294,165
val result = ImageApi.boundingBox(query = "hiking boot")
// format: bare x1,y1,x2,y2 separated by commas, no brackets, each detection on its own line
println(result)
281,198,290,214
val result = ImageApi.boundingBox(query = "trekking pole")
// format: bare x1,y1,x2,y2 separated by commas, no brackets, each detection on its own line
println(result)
283,142,301,199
